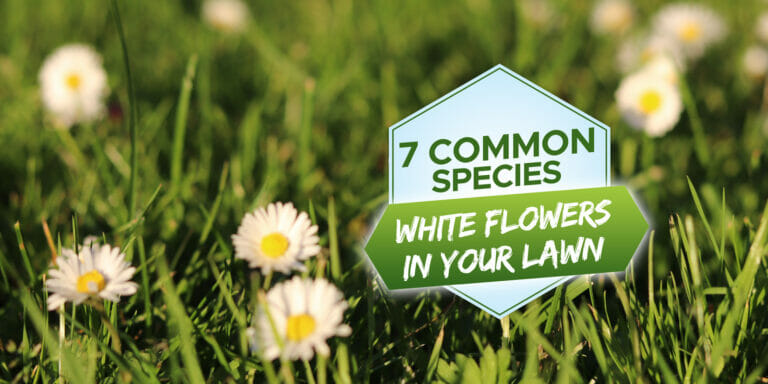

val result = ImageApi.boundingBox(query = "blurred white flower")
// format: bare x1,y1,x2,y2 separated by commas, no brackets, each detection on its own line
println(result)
519,0,556,28
590,0,634,36
202,0,249,33
743,45,768,80
46,242,137,311
616,71,683,137
248,277,351,361
617,34,684,73
81,235,101,249
756,12,768,43
638,55,681,85
232,202,321,274
652,3,726,61
38,44,108,129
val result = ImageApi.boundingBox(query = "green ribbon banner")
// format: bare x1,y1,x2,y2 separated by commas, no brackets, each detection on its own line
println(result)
365,186,648,290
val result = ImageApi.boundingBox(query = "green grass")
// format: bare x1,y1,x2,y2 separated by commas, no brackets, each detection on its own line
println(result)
1,0,768,382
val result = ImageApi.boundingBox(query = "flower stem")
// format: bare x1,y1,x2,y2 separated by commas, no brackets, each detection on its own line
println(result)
58,306,65,382
303,359,317,384
317,355,327,384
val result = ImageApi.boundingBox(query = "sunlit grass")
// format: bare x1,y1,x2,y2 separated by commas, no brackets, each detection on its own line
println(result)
1,0,768,382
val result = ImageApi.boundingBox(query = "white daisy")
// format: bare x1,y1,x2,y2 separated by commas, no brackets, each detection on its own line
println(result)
232,202,321,274
38,44,109,128
248,277,351,361
755,12,768,43
519,0,556,29
743,45,768,80
46,242,137,311
81,235,101,249
590,0,634,36
637,55,681,85
617,34,685,73
202,0,249,33
652,3,726,61
616,71,683,137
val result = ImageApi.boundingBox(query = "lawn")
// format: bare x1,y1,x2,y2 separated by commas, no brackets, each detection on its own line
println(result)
1,0,768,382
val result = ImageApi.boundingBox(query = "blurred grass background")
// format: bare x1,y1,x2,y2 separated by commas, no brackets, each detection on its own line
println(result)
1,0,768,382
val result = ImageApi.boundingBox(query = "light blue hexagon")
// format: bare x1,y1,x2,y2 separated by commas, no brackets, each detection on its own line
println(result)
387,64,610,318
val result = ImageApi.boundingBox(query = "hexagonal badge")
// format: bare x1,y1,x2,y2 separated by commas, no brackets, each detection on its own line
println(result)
364,64,647,318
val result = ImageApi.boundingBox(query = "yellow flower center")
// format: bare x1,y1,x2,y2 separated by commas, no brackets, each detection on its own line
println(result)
639,90,662,114
65,73,82,90
76,270,106,294
679,22,701,42
260,232,289,259
285,314,316,341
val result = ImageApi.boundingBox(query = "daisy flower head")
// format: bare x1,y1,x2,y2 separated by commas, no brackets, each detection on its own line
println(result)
755,12,768,43
617,34,685,74
590,0,635,36
519,0,557,29
616,71,683,137
638,55,682,85
652,3,726,61
743,45,768,80
232,202,321,274
248,277,351,361
202,0,249,33
81,235,101,249
38,44,109,129
46,242,137,311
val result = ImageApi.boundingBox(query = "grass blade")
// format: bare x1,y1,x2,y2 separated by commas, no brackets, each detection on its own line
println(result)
171,55,198,190
155,254,206,384
109,0,139,216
